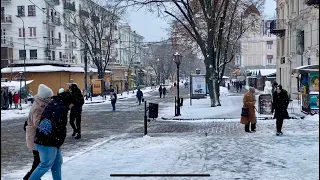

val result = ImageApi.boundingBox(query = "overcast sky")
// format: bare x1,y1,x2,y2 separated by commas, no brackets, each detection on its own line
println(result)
127,0,276,42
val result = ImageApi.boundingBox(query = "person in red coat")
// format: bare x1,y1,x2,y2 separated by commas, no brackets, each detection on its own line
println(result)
13,92,20,109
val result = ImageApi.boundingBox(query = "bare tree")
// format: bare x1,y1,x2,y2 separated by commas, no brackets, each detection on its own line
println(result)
124,0,262,106
63,0,126,79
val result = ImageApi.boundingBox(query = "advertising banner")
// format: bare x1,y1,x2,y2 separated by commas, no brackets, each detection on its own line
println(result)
258,94,273,115
192,75,206,95
92,79,102,94
309,93,319,110
309,73,319,92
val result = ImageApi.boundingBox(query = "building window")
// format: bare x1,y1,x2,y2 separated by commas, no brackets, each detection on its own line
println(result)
19,50,26,60
28,27,36,37
30,50,37,59
59,52,62,61
58,32,61,42
268,32,271,37
19,28,25,37
28,5,36,16
267,58,272,64
65,34,67,42
17,6,25,17
267,44,272,49
308,58,311,65
52,51,55,60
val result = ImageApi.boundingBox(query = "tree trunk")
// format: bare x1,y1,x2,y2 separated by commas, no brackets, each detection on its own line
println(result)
205,64,216,107
215,81,221,106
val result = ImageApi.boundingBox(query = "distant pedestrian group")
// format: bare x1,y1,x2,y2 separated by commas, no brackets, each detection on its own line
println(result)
158,85,167,98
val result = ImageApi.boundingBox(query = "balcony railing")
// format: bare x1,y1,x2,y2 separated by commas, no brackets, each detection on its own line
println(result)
45,0,59,6
1,14,12,24
1,37,13,47
52,38,62,46
47,16,61,26
270,19,285,37
63,1,76,12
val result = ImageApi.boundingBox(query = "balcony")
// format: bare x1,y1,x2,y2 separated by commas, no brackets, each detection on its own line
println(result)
63,1,76,12
270,19,285,37
1,37,13,47
305,0,319,8
52,38,62,47
45,0,59,6
47,16,61,26
1,14,12,24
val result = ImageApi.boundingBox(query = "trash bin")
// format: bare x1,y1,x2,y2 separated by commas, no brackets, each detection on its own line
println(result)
148,103,159,118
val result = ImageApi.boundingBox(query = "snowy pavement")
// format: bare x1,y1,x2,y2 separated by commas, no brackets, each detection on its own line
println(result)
3,115,318,180
0,87,157,121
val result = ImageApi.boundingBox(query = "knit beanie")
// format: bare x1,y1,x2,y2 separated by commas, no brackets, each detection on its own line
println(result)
37,84,54,99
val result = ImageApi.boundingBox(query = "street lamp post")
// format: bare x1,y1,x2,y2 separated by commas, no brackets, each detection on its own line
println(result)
157,58,161,85
16,15,26,103
89,70,94,101
174,52,182,116
19,72,23,110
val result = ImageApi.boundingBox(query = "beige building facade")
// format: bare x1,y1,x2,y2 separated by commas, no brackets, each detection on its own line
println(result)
273,0,319,95
239,19,277,69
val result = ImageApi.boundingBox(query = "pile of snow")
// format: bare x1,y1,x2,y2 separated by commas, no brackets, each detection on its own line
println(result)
1,103,32,121
303,114,319,121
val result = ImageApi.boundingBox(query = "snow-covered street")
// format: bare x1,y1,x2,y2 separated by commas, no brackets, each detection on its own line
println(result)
2,86,319,180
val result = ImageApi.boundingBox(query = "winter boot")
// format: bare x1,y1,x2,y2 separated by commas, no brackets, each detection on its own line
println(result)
251,123,256,132
75,133,81,139
276,132,280,136
245,123,251,132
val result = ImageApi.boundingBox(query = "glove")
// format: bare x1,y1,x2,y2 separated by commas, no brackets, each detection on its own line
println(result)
23,121,27,131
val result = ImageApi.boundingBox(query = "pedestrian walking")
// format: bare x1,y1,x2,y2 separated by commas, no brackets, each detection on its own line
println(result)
227,83,230,91
162,87,167,98
8,91,13,108
240,87,257,132
28,91,73,180
23,84,53,180
236,83,240,93
239,82,243,92
110,89,117,111
271,85,289,136
159,85,163,98
69,84,84,139
136,89,143,105
13,92,20,109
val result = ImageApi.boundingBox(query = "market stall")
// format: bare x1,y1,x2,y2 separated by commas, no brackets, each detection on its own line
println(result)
293,65,319,115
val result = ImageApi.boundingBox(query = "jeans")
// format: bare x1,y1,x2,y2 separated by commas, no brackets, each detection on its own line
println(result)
70,112,82,134
111,102,116,111
29,144,63,180
137,98,142,105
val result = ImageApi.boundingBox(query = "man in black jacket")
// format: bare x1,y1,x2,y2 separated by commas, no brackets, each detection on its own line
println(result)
69,84,84,139
29,92,73,180
271,85,290,136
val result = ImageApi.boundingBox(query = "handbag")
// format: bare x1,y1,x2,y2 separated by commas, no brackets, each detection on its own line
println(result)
241,107,249,117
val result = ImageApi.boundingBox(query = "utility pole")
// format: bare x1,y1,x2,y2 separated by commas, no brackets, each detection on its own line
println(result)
84,43,88,100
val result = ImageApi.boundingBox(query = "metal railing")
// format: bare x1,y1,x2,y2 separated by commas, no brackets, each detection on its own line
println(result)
48,16,61,26
270,19,286,31
52,38,62,46
1,37,13,46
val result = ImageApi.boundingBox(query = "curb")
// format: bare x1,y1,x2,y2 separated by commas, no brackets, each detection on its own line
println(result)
161,116,302,121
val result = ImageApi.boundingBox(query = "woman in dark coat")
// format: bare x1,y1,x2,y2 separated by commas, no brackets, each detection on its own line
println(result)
28,92,73,180
8,91,13,108
69,84,84,139
271,85,289,136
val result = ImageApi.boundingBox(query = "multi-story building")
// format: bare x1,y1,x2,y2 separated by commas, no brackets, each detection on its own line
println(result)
238,19,277,69
1,0,80,69
117,24,144,66
271,0,319,95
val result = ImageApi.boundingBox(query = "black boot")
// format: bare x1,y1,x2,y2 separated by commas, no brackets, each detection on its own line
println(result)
75,133,81,139
71,129,76,137
251,123,256,132
245,123,251,132
23,172,31,180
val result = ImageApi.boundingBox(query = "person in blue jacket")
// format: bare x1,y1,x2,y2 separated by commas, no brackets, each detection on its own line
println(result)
28,91,73,180
136,89,143,105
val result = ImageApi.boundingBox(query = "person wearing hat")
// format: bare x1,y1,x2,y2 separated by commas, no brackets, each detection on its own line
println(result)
23,84,54,180
271,84,289,136
69,84,84,139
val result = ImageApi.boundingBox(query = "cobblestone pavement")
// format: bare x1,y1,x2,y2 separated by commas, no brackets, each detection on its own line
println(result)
1,87,190,174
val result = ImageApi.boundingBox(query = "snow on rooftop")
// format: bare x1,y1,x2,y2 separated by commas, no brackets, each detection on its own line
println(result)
249,69,276,76
1,65,112,73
